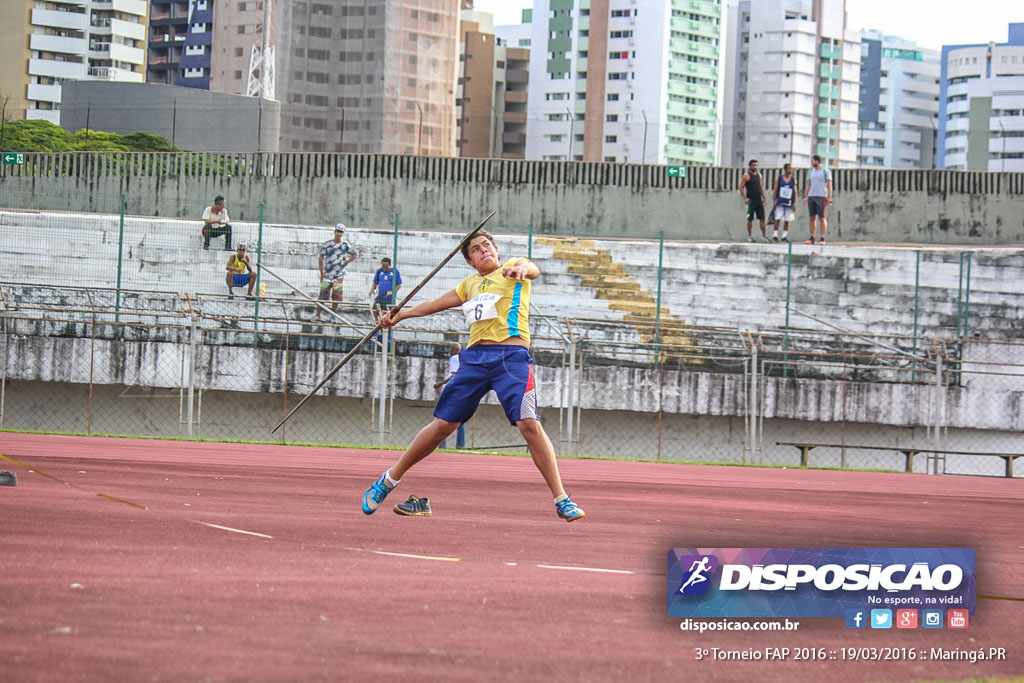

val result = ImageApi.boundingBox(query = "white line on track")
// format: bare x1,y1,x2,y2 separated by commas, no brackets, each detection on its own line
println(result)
536,564,634,574
196,521,273,539
343,547,460,562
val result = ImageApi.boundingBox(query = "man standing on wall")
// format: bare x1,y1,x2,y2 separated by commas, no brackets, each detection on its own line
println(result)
772,163,796,242
739,159,769,243
802,155,833,245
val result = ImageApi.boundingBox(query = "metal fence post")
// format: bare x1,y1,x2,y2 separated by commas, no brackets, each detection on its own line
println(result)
0,314,7,429
187,312,197,438
114,194,126,337
655,231,664,367
377,327,389,444
566,337,576,456
393,213,399,268
252,203,265,345
912,249,920,383
749,344,759,463
527,224,533,261
783,241,792,378
931,354,944,475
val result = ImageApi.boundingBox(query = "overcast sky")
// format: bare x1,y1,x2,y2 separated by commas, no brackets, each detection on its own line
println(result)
470,0,1020,52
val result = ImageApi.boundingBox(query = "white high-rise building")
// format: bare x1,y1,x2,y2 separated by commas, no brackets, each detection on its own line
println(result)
0,0,148,124
723,0,860,168
939,23,1024,171
524,0,723,165
857,31,940,169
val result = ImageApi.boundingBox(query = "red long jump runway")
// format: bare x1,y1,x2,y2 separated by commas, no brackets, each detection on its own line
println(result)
1,433,1021,682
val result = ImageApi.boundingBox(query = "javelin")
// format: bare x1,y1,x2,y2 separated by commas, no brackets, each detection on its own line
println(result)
271,210,495,434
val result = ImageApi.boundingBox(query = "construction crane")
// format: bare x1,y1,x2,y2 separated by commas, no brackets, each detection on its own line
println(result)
246,0,275,99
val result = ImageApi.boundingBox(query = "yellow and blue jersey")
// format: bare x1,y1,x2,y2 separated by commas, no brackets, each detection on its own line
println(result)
455,257,532,347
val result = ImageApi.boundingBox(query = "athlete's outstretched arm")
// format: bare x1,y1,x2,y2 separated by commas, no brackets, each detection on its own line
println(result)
504,258,539,280
380,289,462,328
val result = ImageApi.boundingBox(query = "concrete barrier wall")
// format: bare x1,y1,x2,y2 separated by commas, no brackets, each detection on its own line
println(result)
2,153,1023,244
6,334,1023,434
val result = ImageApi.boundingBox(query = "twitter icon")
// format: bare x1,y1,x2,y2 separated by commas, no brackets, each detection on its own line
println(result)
870,609,892,629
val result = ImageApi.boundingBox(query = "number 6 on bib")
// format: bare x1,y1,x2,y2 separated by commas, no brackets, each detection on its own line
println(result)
462,293,501,325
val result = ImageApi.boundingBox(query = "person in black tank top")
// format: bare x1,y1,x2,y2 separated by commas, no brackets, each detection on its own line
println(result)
739,159,768,242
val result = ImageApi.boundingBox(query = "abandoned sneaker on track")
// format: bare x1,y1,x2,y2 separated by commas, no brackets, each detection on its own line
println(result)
555,494,585,522
393,495,432,516
361,472,395,515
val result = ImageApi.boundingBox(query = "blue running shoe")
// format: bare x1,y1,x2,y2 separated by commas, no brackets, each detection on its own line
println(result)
393,495,432,516
362,473,395,515
555,495,585,522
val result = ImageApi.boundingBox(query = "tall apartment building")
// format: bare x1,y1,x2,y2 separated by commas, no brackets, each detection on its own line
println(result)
939,23,1024,171
857,31,939,169
525,0,723,165
723,0,860,168
276,0,459,154
148,0,196,85
148,1,261,96
0,0,148,124
457,8,529,158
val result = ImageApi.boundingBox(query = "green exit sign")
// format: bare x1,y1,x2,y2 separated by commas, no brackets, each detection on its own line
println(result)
666,166,687,177
2,152,25,165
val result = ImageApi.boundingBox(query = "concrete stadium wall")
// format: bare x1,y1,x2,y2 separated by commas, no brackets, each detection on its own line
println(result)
1,153,1023,244
4,335,1022,455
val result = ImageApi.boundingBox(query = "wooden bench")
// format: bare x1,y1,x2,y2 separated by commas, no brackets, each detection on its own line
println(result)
776,442,1024,478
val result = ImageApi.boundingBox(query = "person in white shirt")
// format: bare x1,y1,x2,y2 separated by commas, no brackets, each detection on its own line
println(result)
202,195,233,250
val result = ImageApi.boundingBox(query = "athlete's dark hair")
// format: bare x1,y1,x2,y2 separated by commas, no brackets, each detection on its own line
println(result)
462,229,495,260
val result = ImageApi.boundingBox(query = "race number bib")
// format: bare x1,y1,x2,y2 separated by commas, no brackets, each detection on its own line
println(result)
779,186,793,200
462,293,501,326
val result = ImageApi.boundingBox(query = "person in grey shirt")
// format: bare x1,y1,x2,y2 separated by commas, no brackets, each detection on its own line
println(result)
802,154,833,245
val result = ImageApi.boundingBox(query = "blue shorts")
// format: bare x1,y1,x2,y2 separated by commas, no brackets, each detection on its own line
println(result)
232,273,250,287
434,345,539,426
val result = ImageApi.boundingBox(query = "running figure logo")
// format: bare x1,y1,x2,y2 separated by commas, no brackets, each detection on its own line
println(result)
677,555,718,595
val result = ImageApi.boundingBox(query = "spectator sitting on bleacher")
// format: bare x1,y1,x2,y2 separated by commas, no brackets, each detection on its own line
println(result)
226,243,255,298
202,195,233,250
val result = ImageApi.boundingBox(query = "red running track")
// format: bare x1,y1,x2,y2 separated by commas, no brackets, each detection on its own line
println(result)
0,432,1022,682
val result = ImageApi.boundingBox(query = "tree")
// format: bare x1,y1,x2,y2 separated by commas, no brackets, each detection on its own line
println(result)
1,119,73,152
0,120,180,153
120,131,179,152
71,129,129,152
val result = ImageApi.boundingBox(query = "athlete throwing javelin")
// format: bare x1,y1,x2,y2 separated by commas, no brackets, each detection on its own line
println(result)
360,230,586,522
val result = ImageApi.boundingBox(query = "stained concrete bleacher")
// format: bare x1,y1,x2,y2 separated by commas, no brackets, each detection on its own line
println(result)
2,209,1022,342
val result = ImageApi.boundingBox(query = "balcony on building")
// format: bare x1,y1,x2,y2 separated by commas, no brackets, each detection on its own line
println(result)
31,8,88,31
818,83,840,99
29,33,88,55
28,57,88,80
820,43,842,60
26,83,63,103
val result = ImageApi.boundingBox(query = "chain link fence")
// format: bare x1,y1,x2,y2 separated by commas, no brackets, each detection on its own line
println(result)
1,197,1022,476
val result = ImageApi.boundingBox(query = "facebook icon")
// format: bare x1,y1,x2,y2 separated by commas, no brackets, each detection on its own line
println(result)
845,609,867,629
